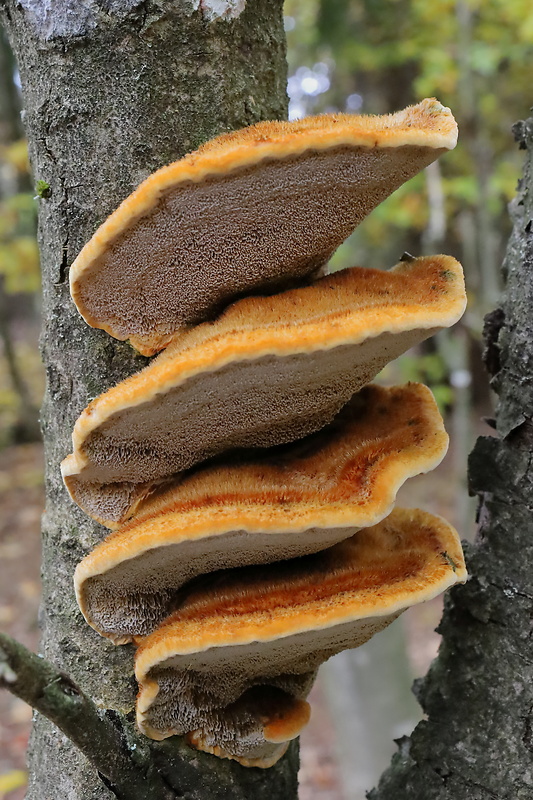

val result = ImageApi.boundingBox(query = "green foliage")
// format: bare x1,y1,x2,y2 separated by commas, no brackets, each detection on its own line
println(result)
397,351,454,409
285,0,527,316
378,347,455,413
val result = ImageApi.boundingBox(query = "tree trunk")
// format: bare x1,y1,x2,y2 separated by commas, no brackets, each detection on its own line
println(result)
369,119,533,799
0,2,297,797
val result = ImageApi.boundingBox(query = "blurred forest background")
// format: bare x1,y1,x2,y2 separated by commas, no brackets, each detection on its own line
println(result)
0,0,530,798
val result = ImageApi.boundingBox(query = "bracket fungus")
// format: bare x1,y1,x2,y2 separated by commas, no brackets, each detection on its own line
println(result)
134,507,467,767
69,98,457,355
62,254,466,527
74,383,448,643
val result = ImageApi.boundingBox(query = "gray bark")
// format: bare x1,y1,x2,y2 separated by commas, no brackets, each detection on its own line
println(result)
369,120,533,798
0,631,174,800
0,1,297,797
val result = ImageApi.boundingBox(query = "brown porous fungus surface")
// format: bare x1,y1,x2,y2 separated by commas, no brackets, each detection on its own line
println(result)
74,383,448,643
69,98,457,355
61,254,466,527
134,507,467,767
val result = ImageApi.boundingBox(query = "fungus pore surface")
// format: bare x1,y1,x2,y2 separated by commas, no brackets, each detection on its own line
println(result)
70,98,457,355
134,507,467,766
74,383,448,643
62,255,466,527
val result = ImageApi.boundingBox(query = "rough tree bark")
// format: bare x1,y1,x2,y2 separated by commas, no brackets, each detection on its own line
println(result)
0,2,299,797
369,119,533,799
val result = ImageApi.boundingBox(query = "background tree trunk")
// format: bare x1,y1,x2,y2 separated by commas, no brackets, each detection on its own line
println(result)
0,2,298,797
369,118,533,800
0,27,40,445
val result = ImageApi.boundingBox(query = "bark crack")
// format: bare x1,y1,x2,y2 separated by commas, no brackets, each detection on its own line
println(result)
522,705,533,754
422,756,506,800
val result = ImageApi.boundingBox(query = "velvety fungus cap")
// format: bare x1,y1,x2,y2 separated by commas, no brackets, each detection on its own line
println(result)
74,383,448,643
134,507,467,766
70,98,457,355
61,254,466,527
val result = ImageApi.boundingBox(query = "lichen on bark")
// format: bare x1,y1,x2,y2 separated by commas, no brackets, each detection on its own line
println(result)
0,1,299,797
369,118,533,800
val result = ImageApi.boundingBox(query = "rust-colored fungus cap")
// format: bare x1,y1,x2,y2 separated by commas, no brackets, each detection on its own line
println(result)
74,383,448,644
61,254,465,527
134,507,467,766
70,98,457,355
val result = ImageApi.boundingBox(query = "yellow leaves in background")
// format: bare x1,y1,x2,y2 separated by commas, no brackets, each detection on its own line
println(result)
0,236,40,294
0,770,27,798
0,343,43,447
363,178,429,234
286,0,529,247
0,141,40,295
0,140,30,175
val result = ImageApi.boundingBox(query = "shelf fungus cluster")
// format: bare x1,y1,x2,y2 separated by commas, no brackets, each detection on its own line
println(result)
63,254,466,527
65,99,468,768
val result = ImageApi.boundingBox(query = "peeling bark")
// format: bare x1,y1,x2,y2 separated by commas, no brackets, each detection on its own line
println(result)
0,2,297,797
369,119,533,800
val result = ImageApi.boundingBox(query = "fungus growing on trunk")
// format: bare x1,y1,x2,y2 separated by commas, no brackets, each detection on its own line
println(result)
134,507,467,767
74,383,448,643
62,254,466,527
69,98,457,355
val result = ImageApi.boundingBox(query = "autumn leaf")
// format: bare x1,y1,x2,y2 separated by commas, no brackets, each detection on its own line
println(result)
0,770,27,798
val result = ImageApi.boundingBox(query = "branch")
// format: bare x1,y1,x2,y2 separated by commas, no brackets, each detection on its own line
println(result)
0,632,174,800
